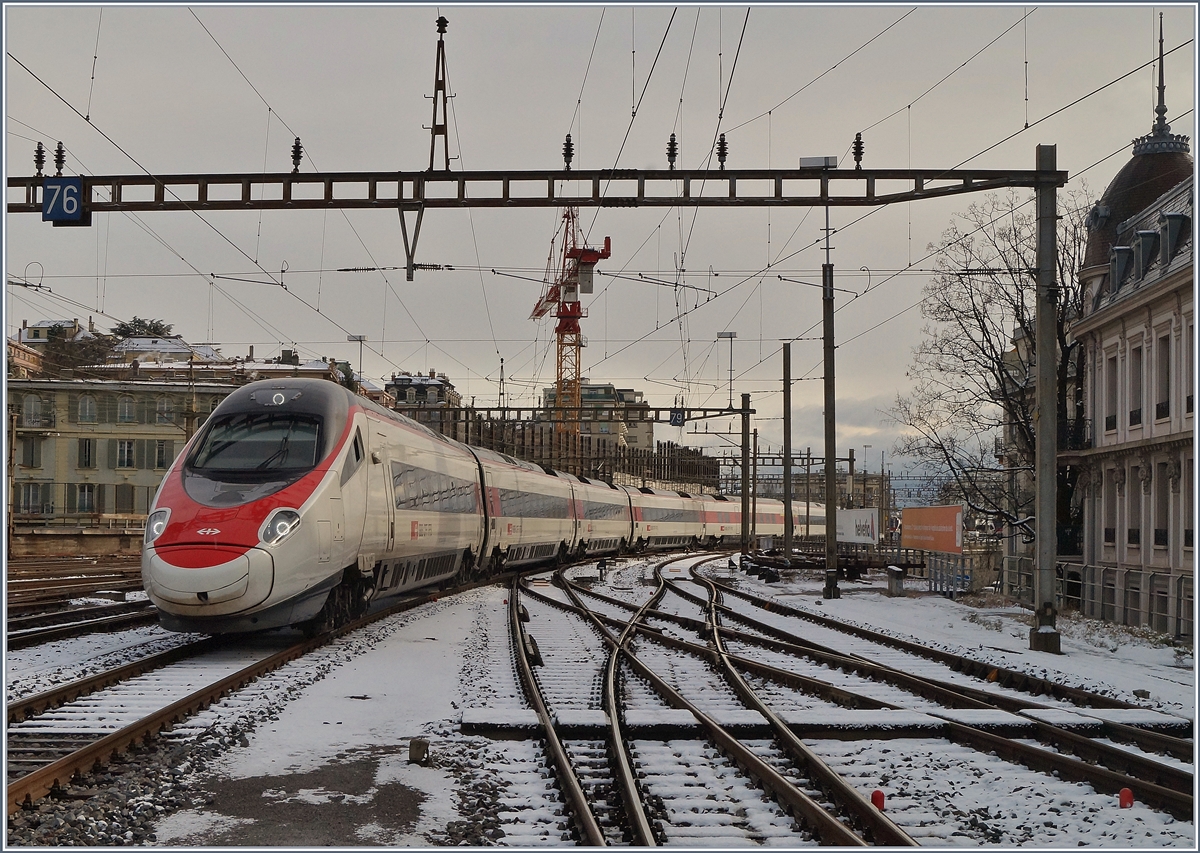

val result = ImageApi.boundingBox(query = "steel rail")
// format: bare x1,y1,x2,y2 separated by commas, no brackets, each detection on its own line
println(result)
701,570,1158,713
509,577,607,846
8,600,151,631
561,574,1194,819
689,569,1197,755
7,607,159,650
685,569,918,846
7,637,223,724
5,574,500,815
554,558,869,846
566,578,1195,825
668,572,1195,793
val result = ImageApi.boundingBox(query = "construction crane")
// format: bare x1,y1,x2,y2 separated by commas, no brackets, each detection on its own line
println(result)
531,207,610,434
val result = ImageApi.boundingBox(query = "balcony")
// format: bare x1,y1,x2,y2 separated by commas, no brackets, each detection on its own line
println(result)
1105,414,1117,432
1154,528,1168,547
1058,418,1091,451
1128,408,1141,427
19,411,56,429
1156,400,1170,420
1127,528,1141,546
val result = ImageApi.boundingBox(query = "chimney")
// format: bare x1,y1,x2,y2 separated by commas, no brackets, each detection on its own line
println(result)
429,369,436,378
248,345,254,360
88,316,95,332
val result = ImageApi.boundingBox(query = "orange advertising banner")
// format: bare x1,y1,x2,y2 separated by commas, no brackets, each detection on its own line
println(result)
900,505,963,554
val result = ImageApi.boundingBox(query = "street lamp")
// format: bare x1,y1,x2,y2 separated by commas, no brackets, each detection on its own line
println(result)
717,331,737,409
347,335,366,386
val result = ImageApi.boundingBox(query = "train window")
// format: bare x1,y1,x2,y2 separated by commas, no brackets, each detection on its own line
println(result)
390,461,478,514
496,488,570,519
585,500,628,521
188,412,322,474
340,428,365,486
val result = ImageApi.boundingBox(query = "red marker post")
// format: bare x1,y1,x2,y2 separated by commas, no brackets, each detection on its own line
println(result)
1119,788,1134,809
871,790,886,811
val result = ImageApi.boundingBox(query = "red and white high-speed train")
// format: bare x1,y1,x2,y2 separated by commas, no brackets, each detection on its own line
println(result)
142,378,825,633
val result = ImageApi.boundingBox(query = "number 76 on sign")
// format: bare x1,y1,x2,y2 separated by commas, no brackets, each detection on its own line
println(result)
42,177,84,221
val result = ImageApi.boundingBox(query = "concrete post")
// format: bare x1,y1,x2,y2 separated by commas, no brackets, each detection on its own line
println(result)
1031,144,1062,653
822,262,840,599
741,393,751,555
783,343,793,563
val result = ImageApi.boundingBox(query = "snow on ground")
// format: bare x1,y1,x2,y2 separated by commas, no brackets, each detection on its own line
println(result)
712,561,1195,717
10,558,1193,846
5,626,199,703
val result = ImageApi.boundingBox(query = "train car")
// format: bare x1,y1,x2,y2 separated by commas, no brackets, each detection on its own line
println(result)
475,448,576,569
143,379,488,634
144,377,829,635
626,487,704,551
699,494,741,547
571,475,634,556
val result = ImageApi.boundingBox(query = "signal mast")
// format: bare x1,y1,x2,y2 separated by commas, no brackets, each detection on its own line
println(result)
531,207,610,434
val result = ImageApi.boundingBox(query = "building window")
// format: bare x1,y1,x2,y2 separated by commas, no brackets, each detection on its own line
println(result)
1103,470,1117,545
77,394,97,424
118,396,136,423
427,389,438,404
22,394,42,427
78,438,96,469
156,397,174,424
1188,324,1194,415
407,389,417,404
1128,466,1142,546
21,437,42,468
1154,461,1169,548
115,483,135,514
155,440,170,469
117,439,136,469
77,483,96,514
1105,355,1117,431
19,483,42,514
1129,346,1142,426
1155,333,1170,420
1187,459,1194,550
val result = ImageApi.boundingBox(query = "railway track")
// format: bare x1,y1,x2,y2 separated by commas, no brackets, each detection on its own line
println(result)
6,558,144,611
513,555,915,845
543,559,1192,827
4,569,520,815
7,602,161,650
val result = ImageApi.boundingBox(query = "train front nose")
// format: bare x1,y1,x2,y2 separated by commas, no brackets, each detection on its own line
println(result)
143,545,275,614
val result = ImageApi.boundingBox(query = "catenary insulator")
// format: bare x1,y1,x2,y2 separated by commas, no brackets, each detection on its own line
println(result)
33,142,45,177
667,133,678,170
436,15,448,34
54,142,65,177
563,134,574,171
717,133,728,171
852,133,864,170
291,138,303,173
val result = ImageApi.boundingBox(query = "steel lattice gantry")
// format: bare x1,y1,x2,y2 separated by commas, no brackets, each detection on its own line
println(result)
7,155,1070,649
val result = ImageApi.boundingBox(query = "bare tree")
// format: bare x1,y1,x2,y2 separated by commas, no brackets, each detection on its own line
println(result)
887,187,1090,548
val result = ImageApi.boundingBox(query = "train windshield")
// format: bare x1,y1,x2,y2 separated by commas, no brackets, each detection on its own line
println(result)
188,412,323,477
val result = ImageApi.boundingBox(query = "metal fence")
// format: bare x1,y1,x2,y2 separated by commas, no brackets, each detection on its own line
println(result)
11,482,157,525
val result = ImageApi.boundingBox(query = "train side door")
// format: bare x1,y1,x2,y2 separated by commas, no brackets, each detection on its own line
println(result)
368,426,396,554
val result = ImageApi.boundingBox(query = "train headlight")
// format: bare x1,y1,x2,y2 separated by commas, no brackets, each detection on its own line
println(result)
262,509,301,546
145,510,170,544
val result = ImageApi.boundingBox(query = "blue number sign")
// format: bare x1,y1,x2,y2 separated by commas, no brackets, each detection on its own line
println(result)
42,177,83,221
669,409,685,427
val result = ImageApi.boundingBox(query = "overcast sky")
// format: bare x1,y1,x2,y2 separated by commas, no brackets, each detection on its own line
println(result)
5,3,1196,473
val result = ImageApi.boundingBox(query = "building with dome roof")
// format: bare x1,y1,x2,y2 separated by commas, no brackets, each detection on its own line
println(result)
1061,20,1193,640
